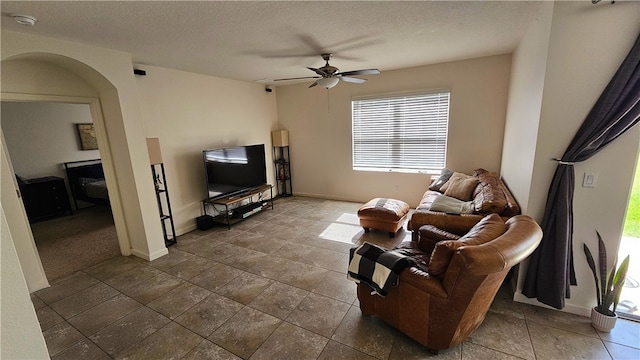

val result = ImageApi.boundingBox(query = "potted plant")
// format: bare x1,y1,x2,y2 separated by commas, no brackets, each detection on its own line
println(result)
583,231,630,332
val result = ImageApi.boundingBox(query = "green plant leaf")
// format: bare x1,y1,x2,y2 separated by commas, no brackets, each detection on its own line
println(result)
583,242,601,307
596,231,608,306
610,255,630,313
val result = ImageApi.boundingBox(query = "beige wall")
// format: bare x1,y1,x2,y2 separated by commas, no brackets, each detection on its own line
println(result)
135,65,278,234
501,2,553,215
1,31,168,288
275,54,512,207
512,1,640,315
0,207,49,359
2,102,98,179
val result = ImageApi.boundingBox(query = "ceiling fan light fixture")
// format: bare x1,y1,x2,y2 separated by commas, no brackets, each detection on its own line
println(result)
316,77,339,89
11,14,37,26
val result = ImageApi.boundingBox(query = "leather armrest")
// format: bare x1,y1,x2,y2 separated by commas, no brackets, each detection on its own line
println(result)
400,267,448,299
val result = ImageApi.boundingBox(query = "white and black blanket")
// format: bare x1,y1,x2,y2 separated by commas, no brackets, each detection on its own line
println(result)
347,242,414,296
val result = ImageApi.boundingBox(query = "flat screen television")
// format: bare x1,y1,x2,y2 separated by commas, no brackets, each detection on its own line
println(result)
203,144,267,199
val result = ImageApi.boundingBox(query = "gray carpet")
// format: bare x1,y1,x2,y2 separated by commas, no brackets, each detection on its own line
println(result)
31,206,121,282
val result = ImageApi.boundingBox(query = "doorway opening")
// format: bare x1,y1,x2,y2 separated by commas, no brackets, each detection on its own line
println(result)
618,150,640,320
2,101,119,282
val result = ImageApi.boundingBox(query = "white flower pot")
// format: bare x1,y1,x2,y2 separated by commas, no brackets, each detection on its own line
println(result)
590,307,617,332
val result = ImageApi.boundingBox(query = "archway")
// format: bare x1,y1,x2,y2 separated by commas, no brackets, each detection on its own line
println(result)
0,52,164,291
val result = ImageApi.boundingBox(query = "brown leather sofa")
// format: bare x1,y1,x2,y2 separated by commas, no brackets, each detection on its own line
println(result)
357,214,542,353
407,168,520,239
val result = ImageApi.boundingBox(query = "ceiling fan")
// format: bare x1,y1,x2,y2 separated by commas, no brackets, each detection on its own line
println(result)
274,53,380,89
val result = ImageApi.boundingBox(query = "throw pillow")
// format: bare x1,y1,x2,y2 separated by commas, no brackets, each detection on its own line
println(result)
440,172,479,201
429,194,474,214
429,168,453,192
427,213,506,276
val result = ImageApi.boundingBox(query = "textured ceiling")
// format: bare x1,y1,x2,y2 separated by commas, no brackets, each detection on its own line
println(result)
1,1,543,86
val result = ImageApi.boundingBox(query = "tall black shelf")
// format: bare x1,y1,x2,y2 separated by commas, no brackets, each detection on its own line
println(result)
151,163,177,246
273,145,292,197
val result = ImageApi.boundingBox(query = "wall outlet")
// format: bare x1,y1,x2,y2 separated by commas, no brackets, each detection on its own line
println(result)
582,172,598,188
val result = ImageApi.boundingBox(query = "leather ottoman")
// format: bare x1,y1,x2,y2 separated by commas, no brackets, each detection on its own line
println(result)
357,198,410,238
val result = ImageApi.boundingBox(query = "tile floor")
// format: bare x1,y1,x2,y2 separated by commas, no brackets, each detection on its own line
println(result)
33,196,640,359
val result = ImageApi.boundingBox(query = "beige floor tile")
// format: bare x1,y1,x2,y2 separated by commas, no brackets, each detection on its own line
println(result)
248,281,309,319
319,340,378,360
527,320,611,360
36,306,65,331
603,341,640,360
147,248,194,270
146,282,211,319
461,342,524,359
286,293,351,337
34,272,100,304
276,241,315,261
116,322,203,360
332,305,397,360
50,338,111,360
250,322,329,360
466,311,534,359
174,293,244,337
389,332,461,359
278,261,329,291
84,256,143,281
182,339,243,360
597,318,640,349
31,293,47,310
248,254,296,280
67,293,142,336
216,245,269,271
120,272,183,305
209,306,281,358
190,262,243,292
163,255,217,280
216,271,273,304
313,269,358,304
42,321,86,357
102,264,163,292
301,247,345,270
522,303,598,337
49,282,119,319
88,306,170,357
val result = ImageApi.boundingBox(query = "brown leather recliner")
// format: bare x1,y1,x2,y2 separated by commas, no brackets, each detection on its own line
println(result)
357,214,542,353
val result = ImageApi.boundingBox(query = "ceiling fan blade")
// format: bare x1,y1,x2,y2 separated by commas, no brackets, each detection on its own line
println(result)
337,69,380,76
339,76,367,84
309,81,319,88
307,67,328,77
273,76,321,81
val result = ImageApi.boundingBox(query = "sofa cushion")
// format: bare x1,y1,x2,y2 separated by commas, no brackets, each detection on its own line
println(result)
472,169,508,214
440,172,479,201
427,213,507,276
429,168,453,192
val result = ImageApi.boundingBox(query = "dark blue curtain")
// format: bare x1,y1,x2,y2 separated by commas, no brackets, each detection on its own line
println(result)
523,33,640,309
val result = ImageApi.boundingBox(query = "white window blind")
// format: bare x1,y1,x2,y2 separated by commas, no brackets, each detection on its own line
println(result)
352,92,450,173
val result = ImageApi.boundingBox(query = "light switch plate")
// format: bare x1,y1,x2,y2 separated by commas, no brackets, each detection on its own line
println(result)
583,172,598,188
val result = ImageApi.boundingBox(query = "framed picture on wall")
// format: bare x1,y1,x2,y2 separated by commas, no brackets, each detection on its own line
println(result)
76,123,98,150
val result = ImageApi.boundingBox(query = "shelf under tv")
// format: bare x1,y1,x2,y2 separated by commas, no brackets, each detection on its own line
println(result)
202,184,273,229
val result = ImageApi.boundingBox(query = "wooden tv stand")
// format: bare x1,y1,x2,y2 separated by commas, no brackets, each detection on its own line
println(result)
202,184,273,229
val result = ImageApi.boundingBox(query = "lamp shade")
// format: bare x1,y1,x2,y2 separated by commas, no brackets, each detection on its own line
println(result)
316,77,340,89
146,137,163,165
271,130,289,147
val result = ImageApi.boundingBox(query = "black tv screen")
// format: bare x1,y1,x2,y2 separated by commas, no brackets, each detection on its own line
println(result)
203,144,267,199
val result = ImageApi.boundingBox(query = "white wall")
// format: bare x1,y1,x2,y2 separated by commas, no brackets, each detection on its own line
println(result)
275,54,512,207
501,2,553,214
135,65,278,234
513,1,640,315
0,207,49,359
2,102,99,179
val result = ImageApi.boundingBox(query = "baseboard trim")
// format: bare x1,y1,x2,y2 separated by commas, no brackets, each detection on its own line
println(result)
513,291,591,317
131,247,168,262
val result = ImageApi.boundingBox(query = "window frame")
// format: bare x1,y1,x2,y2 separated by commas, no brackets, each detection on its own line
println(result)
351,90,451,174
